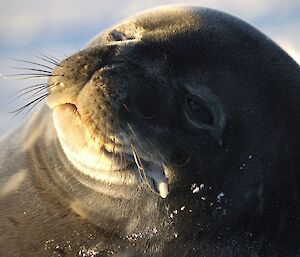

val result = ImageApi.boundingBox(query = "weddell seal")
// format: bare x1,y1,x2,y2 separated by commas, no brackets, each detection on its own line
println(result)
0,6,300,257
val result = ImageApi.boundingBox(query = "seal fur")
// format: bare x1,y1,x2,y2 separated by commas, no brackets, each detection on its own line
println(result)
0,6,300,257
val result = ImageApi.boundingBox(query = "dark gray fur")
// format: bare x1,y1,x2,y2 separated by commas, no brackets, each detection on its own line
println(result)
1,6,300,257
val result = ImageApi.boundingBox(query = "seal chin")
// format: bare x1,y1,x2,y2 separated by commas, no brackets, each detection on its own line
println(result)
50,102,169,198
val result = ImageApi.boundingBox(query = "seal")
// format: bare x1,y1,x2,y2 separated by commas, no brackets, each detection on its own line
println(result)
1,6,300,257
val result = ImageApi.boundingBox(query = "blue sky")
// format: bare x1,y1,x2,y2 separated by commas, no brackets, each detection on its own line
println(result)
1,0,300,135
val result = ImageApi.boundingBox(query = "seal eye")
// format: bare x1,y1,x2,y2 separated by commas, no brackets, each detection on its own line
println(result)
183,95,215,128
187,98,214,125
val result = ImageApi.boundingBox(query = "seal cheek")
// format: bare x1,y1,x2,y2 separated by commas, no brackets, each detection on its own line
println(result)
52,104,138,185
52,104,105,170
52,104,88,155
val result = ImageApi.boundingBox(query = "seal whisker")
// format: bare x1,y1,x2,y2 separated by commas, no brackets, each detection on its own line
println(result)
9,82,48,97
4,73,55,77
10,93,48,116
9,84,50,103
2,74,61,81
122,103,132,113
39,54,60,66
9,67,52,74
0,56,55,70
127,123,161,195
131,144,160,196
127,123,148,154
131,144,144,171
23,94,48,115
31,53,62,67
27,84,54,99
31,51,61,64
39,53,61,63
131,144,148,184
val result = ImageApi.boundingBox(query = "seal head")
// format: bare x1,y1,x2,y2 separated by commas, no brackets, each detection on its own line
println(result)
26,6,300,256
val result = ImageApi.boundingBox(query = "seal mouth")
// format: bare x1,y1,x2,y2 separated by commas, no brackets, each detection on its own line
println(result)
50,102,169,198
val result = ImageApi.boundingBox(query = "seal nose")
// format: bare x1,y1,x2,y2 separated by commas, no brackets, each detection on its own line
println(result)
47,46,130,141
47,45,126,110
47,49,103,109
48,47,106,91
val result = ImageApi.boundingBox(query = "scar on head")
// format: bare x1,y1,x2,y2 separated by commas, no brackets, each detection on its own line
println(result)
106,23,144,45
